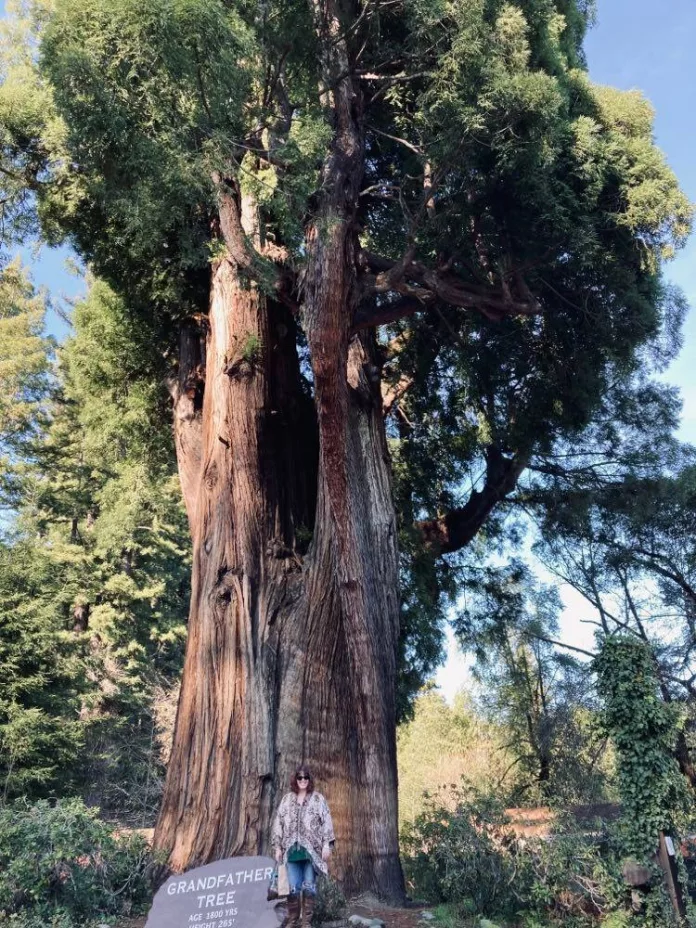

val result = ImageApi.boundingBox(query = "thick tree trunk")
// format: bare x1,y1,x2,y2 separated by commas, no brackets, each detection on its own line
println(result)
294,332,401,896
296,0,402,889
156,259,403,899
156,249,314,859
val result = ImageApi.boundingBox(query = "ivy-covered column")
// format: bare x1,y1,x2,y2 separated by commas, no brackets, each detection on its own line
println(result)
594,636,693,921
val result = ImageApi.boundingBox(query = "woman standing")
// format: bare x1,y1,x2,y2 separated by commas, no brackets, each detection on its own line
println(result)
271,766,335,928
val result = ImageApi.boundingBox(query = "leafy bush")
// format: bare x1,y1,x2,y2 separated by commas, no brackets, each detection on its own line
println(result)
312,875,347,924
522,826,624,921
399,782,673,926
401,785,525,917
0,798,152,925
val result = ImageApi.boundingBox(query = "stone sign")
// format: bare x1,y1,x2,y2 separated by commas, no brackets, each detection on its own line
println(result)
145,855,283,928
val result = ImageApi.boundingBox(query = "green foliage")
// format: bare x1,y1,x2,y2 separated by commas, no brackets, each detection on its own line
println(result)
454,561,613,805
520,825,624,923
38,0,256,304
0,538,86,799
0,276,189,814
594,637,693,859
401,782,626,925
397,688,511,825
0,259,54,506
312,876,346,925
401,785,523,916
235,331,264,368
0,0,70,255
28,0,691,459
373,0,691,713
0,798,152,925
34,0,323,314
27,278,190,670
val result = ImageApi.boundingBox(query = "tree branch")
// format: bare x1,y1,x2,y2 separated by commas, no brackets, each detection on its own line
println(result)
629,549,696,605
528,633,596,659
381,372,414,416
416,448,528,555
356,250,541,329
366,124,424,155
352,295,431,332
212,172,256,270
211,172,298,312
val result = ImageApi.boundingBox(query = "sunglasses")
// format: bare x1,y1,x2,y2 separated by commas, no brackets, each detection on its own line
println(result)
296,775,309,781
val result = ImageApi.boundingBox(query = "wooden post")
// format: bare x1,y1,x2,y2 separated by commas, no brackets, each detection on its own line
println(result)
658,832,687,924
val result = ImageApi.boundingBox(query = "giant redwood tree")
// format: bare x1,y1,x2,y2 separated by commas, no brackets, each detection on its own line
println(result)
1,0,690,899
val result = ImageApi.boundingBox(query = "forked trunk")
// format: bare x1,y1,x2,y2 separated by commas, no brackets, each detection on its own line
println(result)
156,248,404,898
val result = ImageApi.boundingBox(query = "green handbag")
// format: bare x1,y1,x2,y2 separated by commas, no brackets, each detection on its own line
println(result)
287,842,311,862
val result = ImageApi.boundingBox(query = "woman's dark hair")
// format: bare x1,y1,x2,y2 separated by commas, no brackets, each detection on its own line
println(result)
290,766,314,794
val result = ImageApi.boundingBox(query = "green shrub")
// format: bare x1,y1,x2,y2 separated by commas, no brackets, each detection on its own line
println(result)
0,914,79,928
399,783,662,926
401,785,528,918
312,875,347,924
0,798,152,925
522,828,624,922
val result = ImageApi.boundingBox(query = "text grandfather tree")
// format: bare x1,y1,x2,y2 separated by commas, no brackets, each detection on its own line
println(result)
4,0,689,899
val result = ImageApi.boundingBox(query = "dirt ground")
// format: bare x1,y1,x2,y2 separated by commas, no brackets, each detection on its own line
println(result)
118,895,434,928
349,898,435,928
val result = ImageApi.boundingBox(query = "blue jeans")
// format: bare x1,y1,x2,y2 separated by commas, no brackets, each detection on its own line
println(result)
286,859,316,896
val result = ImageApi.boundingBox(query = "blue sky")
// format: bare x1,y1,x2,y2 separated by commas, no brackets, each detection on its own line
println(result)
584,0,696,445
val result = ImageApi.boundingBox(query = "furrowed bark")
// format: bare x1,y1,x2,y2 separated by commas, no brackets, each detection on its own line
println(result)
156,240,318,867
167,319,206,534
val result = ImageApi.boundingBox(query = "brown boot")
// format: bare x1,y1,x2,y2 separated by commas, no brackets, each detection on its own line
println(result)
286,893,301,928
300,891,315,928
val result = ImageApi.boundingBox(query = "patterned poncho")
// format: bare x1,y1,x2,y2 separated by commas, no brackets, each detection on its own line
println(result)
271,791,335,875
